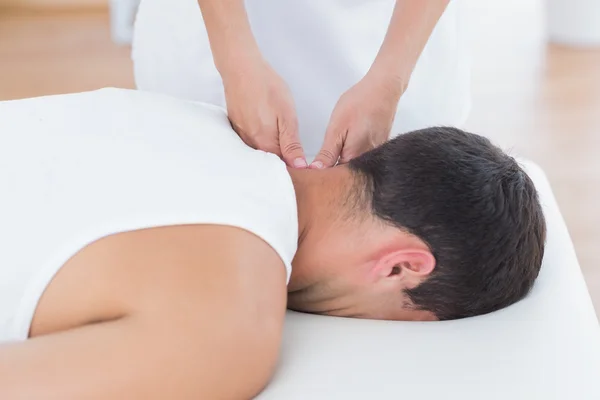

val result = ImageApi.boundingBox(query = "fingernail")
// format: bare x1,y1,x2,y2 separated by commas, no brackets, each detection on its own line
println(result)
293,157,308,168
310,161,324,169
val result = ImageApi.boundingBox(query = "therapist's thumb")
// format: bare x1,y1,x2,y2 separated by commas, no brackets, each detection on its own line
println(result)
311,127,343,169
279,114,307,168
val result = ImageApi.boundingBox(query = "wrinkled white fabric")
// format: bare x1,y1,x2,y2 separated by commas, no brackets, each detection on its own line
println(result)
0,88,298,342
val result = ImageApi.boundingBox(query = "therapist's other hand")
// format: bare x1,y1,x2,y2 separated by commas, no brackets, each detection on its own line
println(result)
222,60,307,169
311,72,403,168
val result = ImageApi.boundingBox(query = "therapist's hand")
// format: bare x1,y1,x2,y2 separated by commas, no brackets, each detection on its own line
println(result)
311,71,403,168
222,60,308,169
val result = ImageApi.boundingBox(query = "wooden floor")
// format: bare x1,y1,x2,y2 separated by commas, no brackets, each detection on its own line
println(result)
0,1,599,317
0,9,134,99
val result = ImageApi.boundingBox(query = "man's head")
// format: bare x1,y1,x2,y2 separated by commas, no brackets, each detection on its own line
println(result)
288,127,546,321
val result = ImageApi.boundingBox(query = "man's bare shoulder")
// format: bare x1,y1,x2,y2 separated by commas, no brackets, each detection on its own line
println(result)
31,224,287,338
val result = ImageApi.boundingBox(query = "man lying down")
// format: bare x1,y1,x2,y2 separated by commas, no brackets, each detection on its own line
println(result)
0,88,545,399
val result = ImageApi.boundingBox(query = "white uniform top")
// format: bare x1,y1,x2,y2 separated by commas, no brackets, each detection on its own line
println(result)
133,0,471,158
0,88,298,343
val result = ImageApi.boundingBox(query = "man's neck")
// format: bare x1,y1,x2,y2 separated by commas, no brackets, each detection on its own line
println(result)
287,166,352,248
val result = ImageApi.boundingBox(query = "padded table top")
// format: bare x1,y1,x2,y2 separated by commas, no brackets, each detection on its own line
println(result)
259,161,600,400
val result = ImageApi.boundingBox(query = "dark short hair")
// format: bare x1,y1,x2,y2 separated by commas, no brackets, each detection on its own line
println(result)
349,127,546,320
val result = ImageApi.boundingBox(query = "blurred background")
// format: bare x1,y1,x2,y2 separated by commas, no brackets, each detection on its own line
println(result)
0,0,598,317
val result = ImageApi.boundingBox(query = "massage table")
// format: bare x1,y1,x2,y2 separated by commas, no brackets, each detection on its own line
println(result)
259,161,600,399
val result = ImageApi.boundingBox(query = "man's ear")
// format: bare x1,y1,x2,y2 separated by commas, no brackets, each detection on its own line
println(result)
374,249,436,281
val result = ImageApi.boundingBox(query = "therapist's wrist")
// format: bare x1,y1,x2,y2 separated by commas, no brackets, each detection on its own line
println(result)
366,60,408,101
212,34,264,77
217,47,267,84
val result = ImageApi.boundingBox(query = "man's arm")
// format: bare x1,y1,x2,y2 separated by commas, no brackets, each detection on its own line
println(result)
369,0,450,93
0,225,288,399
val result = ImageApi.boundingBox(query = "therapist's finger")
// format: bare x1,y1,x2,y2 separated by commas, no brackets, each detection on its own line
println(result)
278,113,307,168
250,125,283,158
311,126,344,169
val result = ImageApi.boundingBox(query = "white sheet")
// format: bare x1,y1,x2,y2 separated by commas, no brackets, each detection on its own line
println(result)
259,161,600,399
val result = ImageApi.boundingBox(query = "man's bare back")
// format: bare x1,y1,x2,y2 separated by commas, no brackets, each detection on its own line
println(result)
1,225,287,399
